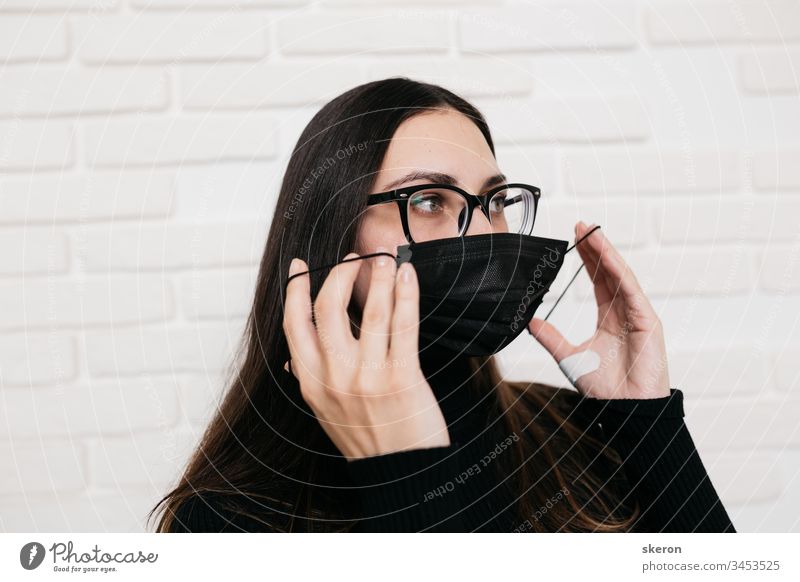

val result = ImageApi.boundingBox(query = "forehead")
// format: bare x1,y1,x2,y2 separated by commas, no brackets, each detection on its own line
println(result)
376,108,499,189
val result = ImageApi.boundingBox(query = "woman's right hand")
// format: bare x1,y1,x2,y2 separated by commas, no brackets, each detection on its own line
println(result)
282,251,450,461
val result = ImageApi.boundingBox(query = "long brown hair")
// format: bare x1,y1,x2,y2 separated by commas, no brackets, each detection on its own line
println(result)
149,77,640,533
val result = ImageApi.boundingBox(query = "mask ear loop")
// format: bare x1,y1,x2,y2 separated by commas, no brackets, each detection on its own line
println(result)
284,228,602,372
541,225,602,322
284,250,397,287
282,250,398,376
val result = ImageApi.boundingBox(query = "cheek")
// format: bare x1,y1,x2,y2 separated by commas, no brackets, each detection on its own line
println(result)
351,248,405,312
352,262,371,311
352,208,406,309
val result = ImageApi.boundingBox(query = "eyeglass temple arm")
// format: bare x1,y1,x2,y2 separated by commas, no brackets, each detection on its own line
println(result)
366,192,398,204
502,195,523,207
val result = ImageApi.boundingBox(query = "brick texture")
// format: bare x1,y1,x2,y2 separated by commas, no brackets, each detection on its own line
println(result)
1,0,798,533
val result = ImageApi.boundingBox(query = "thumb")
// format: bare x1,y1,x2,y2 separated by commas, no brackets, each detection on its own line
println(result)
528,318,575,362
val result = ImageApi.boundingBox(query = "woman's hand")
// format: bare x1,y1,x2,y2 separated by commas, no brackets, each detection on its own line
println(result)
282,251,450,460
528,221,670,400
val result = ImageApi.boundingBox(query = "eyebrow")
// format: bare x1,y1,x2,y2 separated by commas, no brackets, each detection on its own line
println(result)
382,170,508,193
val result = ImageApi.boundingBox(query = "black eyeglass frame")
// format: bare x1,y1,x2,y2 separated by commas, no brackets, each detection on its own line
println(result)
366,182,541,244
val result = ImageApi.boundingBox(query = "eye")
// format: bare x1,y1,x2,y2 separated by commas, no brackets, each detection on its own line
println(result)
409,192,444,214
489,192,506,214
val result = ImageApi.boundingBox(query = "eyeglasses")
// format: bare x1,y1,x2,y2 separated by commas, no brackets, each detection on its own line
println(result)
366,182,540,244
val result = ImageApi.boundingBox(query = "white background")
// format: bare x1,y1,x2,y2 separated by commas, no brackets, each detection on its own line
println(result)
1,0,799,532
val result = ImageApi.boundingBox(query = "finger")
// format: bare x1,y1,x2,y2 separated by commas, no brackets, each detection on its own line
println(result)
574,222,630,336
359,247,396,364
576,222,619,297
283,257,322,381
576,223,634,312
389,261,420,364
574,221,613,306
528,317,576,362
585,225,659,323
314,252,361,363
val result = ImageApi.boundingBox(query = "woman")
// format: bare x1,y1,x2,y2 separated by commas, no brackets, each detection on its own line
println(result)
149,77,735,533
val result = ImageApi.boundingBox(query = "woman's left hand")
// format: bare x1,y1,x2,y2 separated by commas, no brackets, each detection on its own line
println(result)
528,221,670,400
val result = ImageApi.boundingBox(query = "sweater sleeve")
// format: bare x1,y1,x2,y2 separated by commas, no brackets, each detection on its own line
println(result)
576,388,736,533
345,444,474,532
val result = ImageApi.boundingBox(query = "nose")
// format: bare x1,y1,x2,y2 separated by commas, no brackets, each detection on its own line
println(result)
464,205,496,236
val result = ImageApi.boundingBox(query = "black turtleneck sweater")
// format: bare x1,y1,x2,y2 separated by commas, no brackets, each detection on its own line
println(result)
170,348,736,533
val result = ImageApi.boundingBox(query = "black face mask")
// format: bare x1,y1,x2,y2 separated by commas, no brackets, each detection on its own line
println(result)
284,226,601,358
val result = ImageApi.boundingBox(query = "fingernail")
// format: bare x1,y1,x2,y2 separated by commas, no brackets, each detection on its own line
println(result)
289,258,299,275
375,246,388,267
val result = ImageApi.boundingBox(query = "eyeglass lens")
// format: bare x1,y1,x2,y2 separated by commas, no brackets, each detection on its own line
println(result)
406,186,536,242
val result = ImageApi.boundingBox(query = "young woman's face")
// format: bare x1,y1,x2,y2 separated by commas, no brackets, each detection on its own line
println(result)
353,108,505,311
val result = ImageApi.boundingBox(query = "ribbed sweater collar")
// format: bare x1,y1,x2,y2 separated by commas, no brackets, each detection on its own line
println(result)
418,345,493,447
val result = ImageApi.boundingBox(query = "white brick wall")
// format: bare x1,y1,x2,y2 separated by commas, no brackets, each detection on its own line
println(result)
82,115,278,166
0,16,68,63
75,14,270,63
1,0,798,533
646,1,800,44
0,120,74,171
